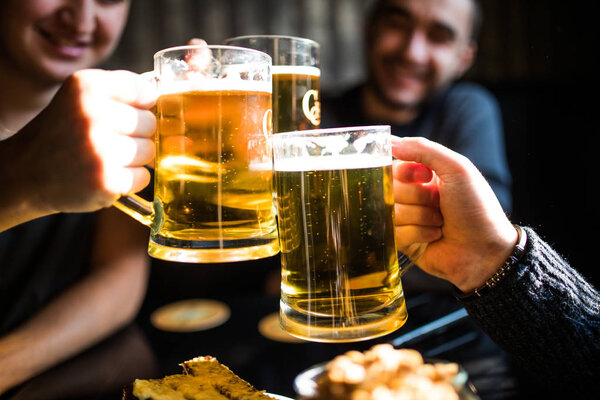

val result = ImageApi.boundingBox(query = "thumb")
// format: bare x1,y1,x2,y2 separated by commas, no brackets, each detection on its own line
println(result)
391,136,472,179
187,38,207,46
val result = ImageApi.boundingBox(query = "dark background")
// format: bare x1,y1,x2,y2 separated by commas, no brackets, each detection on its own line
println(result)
103,0,598,285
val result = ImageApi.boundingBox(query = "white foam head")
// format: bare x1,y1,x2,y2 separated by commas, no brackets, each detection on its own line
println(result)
274,154,391,172
272,65,320,77
159,78,271,96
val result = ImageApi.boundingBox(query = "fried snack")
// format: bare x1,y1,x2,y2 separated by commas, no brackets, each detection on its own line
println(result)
126,356,272,400
311,344,460,400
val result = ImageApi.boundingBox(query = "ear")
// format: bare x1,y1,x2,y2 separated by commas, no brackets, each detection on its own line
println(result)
457,42,477,77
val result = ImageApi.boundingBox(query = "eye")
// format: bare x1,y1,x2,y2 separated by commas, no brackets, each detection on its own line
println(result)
428,25,456,45
379,13,412,34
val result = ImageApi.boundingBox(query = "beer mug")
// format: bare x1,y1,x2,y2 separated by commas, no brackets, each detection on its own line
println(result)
273,126,424,342
223,35,320,133
114,45,279,263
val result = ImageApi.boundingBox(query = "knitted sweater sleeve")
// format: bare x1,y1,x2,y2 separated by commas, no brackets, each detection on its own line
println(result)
460,227,599,393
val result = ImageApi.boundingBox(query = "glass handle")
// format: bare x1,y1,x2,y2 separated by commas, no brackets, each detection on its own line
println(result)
112,71,157,226
113,194,154,226
398,242,428,276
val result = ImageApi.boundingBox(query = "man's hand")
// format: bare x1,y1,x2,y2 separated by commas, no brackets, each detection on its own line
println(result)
392,137,517,292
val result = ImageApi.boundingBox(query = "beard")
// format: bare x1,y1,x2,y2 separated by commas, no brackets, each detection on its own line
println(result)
367,78,422,111
366,57,433,112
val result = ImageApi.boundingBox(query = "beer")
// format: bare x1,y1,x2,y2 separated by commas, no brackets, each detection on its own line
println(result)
275,155,406,341
272,65,321,132
114,45,276,263
222,36,321,132
150,82,279,261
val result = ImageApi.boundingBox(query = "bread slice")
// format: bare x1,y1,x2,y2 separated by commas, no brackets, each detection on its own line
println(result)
180,356,269,400
132,374,219,400
125,356,273,400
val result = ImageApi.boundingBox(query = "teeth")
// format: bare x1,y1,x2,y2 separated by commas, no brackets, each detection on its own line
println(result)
43,30,84,47
54,37,80,47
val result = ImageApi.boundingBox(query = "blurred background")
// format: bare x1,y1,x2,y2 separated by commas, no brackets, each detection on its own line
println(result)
103,0,597,285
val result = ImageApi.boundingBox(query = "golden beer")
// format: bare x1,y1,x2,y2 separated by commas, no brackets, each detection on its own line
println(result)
272,66,321,132
150,85,279,262
275,156,406,342
113,45,276,263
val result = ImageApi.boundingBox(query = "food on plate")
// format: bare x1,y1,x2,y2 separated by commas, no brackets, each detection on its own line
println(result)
124,355,273,400
306,344,462,400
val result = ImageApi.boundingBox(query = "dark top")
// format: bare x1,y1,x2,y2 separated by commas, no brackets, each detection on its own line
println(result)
322,82,513,213
0,213,96,334
462,227,600,395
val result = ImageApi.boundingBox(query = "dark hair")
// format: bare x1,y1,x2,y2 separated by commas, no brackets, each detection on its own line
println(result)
368,0,483,43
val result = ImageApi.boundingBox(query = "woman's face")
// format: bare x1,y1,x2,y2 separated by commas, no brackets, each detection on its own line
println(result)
0,0,131,85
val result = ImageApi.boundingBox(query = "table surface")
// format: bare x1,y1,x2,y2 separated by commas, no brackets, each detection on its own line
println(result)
2,258,530,400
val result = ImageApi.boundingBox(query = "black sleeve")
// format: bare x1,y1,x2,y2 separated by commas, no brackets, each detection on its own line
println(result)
460,227,600,395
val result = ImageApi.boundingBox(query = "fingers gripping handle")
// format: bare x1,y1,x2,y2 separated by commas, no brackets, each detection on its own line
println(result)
391,156,429,276
398,242,428,276
113,71,156,227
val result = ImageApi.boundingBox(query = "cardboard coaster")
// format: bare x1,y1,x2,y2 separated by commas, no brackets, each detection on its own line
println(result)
258,312,305,343
151,299,230,333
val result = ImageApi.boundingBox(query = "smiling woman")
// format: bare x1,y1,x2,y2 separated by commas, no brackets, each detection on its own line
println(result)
0,0,158,395
0,0,130,86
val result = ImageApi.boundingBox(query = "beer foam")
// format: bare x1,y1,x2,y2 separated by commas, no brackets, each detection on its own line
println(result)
274,154,391,172
159,78,271,95
249,161,274,171
272,65,321,77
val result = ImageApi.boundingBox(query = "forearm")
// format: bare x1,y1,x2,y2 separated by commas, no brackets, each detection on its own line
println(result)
0,253,148,393
461,227,600,393
0,133,55,232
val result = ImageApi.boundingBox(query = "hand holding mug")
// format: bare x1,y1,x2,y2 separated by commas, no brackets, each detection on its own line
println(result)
17,69,156,214
391,137,518,292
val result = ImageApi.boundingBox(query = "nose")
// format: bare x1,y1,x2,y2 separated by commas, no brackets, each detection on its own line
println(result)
402,30,429,64
57,0,96,34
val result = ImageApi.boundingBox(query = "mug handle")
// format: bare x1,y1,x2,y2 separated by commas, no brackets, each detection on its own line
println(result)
398,242,428,276
113,194,154,226
112,71,157,227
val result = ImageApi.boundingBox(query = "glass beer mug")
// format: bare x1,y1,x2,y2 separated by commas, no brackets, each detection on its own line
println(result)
223,35,320,133
114,45,279,263
273,126,425,342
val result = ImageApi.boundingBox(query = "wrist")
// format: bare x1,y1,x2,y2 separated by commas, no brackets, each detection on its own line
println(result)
452,223,520,292
455,225,527,298
0,131,55,230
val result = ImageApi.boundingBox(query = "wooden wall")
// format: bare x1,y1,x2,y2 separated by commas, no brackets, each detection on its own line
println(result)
104,0,372,90
104,0,597,87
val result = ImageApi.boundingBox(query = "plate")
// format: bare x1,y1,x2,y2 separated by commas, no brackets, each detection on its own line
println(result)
266,393,294,400
294,360,478,400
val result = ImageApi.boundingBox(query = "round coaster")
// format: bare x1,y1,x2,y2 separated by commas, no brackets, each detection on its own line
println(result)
258,312,305,343
151,299,230,332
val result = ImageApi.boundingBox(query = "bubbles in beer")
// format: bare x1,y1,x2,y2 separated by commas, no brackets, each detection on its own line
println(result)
153,87,277,246
275,162,403,340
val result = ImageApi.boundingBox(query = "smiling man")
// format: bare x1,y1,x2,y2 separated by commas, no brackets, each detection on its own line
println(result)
323,0,512,214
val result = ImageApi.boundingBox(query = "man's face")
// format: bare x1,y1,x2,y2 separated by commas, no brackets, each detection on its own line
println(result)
367,0,476,109
0,0,131,85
